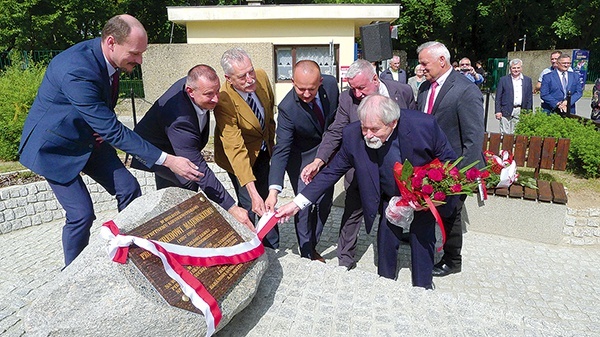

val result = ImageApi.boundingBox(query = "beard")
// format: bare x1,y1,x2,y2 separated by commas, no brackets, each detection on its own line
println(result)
364,136,383,149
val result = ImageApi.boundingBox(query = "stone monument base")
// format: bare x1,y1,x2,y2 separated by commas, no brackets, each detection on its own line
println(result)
24,188,268,336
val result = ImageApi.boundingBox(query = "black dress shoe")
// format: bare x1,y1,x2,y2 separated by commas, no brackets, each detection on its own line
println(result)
432,263,461,277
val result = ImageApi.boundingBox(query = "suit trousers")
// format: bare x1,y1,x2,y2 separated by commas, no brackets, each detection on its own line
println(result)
336,174,364,267
294,175,334,259
47,142,141,266
154,166,198,192
228,150,279,249
377,201,435,289
439,194,467,268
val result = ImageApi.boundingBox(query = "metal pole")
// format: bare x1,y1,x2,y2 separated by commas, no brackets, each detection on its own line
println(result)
484,89,490,131
123,88,138,165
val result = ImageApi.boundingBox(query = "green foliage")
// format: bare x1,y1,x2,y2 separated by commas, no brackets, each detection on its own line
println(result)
515,111,600,178
0,56,45,160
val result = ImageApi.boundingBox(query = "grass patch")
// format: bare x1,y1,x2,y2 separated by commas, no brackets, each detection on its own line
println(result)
0,161,26,172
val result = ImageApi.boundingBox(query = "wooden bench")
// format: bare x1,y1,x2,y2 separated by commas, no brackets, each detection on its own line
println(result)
482,132,570,204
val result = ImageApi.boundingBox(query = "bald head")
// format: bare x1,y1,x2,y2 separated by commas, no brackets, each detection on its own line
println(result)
292,60,322,103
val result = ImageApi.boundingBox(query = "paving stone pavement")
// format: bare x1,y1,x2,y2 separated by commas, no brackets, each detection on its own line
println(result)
1,205,600,336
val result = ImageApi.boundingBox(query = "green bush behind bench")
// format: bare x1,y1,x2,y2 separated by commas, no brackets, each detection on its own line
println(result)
0,57,45,161
516,111,600,178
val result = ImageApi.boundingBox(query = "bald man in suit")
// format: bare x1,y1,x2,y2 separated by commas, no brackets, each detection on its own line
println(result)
265,60,339,261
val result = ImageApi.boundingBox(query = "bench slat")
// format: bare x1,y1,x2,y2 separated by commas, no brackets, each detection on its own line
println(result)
501,134,515,152
513,135,528,167
509,184,524,198
523,186,538,200
554,138,570,171
551,181,568,204
527,136,543,178
488,133,502,154
537,180,552,202
540,137,557,170
494,187,509,196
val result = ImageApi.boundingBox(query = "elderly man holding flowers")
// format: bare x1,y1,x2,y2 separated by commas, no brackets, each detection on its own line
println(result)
276,95,463,289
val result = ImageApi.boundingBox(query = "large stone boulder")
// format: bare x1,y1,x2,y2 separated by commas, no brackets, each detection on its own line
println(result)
24,188,268,336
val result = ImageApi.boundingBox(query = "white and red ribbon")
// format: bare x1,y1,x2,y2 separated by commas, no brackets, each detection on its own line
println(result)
99,212,280,337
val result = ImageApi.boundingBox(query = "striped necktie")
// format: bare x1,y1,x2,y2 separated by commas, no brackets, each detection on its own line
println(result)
247,94,264,129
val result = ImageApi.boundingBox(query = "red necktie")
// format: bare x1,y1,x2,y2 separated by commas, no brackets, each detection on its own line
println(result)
312,102,325,128
111,71,120,108
426,81,438,115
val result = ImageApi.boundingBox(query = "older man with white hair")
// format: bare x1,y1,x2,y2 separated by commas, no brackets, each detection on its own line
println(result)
495,59,533,134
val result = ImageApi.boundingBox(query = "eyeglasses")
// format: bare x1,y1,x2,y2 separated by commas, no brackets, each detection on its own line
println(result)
460,63,470,66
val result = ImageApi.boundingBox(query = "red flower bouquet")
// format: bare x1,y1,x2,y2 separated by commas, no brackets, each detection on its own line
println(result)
385,157,486,235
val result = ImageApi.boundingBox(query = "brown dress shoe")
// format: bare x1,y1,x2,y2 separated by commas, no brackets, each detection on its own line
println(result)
311,250,326,263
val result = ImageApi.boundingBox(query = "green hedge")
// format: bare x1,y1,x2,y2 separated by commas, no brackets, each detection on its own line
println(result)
515,111,600,178
0,59,45,161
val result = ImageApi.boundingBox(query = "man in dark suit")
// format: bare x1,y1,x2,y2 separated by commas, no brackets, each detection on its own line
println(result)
495,59,533,134
416,41,485,277
301,59,415,270
277,95,456,289
540,53,582,115
265,60,339,261
18,15,201,267
214,47,278,248
379,55,407,84
132,65,252,228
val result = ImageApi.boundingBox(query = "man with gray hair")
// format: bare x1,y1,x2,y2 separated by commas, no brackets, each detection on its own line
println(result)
495,59,533,134
277,94,456,289
301,58,415,270
417,41,485,277
214,47,279,248
379,55,407,83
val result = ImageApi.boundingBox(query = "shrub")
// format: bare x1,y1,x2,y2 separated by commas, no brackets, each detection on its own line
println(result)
515,111,600,178
0,56,46,161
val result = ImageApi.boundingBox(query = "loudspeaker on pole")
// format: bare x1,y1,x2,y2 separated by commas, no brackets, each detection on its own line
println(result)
359,22,393,62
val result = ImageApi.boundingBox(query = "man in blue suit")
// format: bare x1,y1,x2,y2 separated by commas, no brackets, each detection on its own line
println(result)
18,15,201,267
276,95,456,289
379,55,407,84
265,60,339,261
132,65,252,229
540,53,582,115
495,59,533,134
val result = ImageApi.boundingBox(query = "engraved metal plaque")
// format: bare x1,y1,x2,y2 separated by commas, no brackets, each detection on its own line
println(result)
126,193,255,313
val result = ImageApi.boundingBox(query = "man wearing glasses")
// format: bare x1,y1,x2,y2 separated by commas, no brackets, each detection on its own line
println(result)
540,53,582,115
214,47,279,248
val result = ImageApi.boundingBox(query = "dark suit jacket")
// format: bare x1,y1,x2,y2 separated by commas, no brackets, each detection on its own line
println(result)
132,77,235,210
417,69,485,169
315,79,416,164
18,38,161,184
214,69,275,186
380,68,407,84
495,74,534,117
540,70,583,114
269,75,339,190
301,109,456,233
